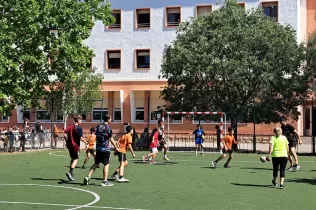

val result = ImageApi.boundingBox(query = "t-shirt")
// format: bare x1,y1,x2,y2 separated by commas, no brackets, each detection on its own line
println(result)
270,135,289,157
216,129,221,141
64,124,83,152
224,135,236,150
150,131,159,149
193,129,205,140
95,123,112,152
281,124,297,142
117,133,133,153
87,134,96,149
158,126,164,141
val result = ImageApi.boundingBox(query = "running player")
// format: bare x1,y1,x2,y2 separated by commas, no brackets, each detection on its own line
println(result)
82,127,96,169
281,123,302,171
158,120,169,161
212,127,238,168
64,115,85,181
192,124,205,156
83,114,119,187
111,126,136,182
142,128,159,164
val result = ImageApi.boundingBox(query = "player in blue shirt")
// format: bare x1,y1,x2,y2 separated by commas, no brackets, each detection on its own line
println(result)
192,124,205,156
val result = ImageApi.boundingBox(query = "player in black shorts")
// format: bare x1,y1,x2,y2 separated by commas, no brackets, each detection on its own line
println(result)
157,120,169,161
281,123,302,171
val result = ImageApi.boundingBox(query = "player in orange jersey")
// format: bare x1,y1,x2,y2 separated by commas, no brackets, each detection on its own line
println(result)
212,127,238,168
82,127,96,169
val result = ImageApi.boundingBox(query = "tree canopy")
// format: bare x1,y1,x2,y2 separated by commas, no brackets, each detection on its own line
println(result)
160,0,310,128
0,0,114,118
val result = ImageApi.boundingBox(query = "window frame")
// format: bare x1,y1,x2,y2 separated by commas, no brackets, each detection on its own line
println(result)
196,5,212,17
36,110,51,122
113,108,122,122
135,49,150,70
165,6,181,28
92,108,109,122
305,108,311,130
107,9,122,30
0,114,9,123
261,1,279,22
106,49,121,70
237,2,246,9
136,8,151,29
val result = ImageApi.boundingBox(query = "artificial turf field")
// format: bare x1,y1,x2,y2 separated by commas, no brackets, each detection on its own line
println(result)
1,150,316,210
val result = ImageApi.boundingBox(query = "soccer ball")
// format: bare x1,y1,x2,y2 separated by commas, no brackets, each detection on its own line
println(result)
260,156,267,162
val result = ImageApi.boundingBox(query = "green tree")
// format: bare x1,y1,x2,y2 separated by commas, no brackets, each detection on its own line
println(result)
160,0,309,136
0,0,114,120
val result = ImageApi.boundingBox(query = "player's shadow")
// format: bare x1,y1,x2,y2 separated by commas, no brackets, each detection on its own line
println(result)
133,161,178,165
200,166,214,169
286,178,316,185
64,166,81,169
240,167,272,171
31,177,85,186
89,177,116,181
231,183,274,188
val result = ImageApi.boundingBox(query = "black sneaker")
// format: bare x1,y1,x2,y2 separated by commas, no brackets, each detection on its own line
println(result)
66,172,75,181
82,165,86,169
280,184,284,189
224,164,231,168
83,177,89,185
272,180,276,186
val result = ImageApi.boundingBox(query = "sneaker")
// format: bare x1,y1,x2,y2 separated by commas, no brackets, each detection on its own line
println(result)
118,177,130,182
220,147,223,154
212,161,217,168
66,172,75,181
224,164,231,168
83,177,89,185
195,154,197,156
272,180,276,186
294,164,300,171
201,153,204,156
163,157,170,161
81,165,86,169
288,166,294,171
150,160,156,164
111,174,119,181
101,181,114,187
142,156,147,162
280,184,284,189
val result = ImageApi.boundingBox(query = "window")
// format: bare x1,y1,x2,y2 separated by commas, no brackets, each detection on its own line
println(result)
305,108,311,130
81,113,87,121
107,50,121,69
1,115,9,122
56,112,63,122
136,49,150,69
169,114,183,123
151,111,159,121
113,108,122,121
135,107,144,121
136,9,150,28
108,10,121,29
262,2,278,21
92,108,108,121
23,110,30,121
196,5,212,16
166,7,181,27
36,110,50,121
193,115,221,124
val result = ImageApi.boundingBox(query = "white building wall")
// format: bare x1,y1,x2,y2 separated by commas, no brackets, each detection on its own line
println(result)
84,0,300,82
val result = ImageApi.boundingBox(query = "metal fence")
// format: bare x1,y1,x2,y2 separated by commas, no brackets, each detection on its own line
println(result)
0,132,313,154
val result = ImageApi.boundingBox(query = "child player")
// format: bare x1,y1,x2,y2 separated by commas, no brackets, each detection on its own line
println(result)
82,127,96,169
142,128,159,164
212,127,238,168
192,124,205,156
111,125,136,182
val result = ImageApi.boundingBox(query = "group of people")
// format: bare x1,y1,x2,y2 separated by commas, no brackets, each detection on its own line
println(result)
63,114,170,186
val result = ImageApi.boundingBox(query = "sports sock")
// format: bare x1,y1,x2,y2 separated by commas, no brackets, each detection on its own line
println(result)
113,171,118,176
119,176,123,179
69,168,74,175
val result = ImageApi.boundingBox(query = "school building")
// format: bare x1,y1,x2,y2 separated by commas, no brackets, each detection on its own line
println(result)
1,0,315,136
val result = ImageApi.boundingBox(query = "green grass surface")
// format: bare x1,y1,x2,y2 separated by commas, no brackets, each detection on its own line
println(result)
0,150,316,210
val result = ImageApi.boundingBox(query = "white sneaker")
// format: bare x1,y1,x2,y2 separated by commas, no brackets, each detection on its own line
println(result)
101,181,114,187
111,174,119,181
201,153,204,156
294,165,300,171
195,153,197,156
212,161,217,168
142,156,147,162
118,177,129,182
288,166,294,171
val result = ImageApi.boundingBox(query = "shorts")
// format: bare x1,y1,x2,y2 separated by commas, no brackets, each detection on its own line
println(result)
289,141,298,148
195,139,204,145
95,150,110,165
151,148,158,153
117,152,127,162
86,148,95,155
159,141,166,147
68,150,80,159
222,148,233,154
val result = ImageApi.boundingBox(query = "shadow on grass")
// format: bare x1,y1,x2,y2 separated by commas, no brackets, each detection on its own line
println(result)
64,166,81,169
231,183,274,188
90,177,116,181
286,178,316,185
133,161,179,165
240,167,272,171
31,177,85,186
201,166,214,169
